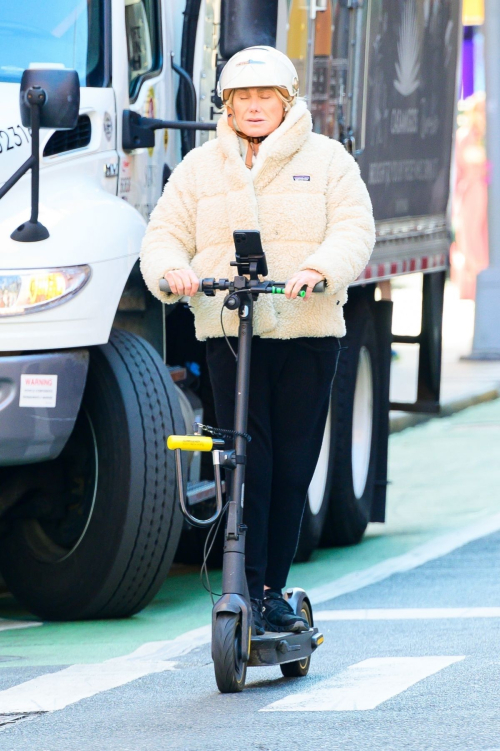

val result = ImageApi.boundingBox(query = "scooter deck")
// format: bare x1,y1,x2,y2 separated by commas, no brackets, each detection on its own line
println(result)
248,627,323,667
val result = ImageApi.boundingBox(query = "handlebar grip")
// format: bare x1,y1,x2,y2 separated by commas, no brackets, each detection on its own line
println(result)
159,278,171,294
312,280,325,293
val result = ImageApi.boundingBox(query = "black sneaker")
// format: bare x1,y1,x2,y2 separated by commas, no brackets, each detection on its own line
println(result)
251,598,265,635
262,591,310,633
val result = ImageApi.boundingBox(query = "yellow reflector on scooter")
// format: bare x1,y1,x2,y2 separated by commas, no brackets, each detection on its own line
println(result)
167,435,214,452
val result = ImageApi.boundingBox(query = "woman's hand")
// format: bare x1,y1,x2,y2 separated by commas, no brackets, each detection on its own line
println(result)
284,269,324,300
163,269,200,297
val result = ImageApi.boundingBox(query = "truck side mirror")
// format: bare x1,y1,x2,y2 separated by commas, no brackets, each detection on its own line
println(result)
0,68,80,243
20,68,80,130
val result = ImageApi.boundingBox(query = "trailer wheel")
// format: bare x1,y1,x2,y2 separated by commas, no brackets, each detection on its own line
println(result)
322,299,380,547
0,330,183,620
294,405,334,562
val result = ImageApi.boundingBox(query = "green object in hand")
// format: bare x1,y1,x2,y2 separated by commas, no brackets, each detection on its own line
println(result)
271,286,306,297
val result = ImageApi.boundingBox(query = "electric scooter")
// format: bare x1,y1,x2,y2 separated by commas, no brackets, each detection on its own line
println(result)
161,231,324,693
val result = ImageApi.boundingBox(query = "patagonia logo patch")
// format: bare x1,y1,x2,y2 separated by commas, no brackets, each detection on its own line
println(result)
293,175,310,181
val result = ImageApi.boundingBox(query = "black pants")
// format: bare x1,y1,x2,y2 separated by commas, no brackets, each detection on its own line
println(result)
206,336,337,600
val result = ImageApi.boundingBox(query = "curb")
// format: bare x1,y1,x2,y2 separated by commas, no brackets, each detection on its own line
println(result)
389,387,500,434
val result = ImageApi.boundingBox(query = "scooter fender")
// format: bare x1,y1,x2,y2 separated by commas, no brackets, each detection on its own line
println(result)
212,593,251,662
284,587,314,627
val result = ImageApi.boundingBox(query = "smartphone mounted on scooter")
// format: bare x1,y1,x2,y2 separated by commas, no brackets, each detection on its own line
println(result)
231,230,268,278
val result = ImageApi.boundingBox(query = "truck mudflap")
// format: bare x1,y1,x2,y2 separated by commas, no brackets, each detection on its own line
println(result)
0,349,88,465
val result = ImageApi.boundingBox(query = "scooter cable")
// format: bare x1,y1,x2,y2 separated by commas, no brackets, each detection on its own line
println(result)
220,303,237,360
193,421,252,444
200,499,230,605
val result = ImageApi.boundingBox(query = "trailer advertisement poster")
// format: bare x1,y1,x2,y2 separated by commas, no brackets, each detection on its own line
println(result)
360,0,461,221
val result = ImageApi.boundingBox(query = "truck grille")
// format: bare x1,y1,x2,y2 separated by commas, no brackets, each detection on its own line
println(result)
43,115,91,157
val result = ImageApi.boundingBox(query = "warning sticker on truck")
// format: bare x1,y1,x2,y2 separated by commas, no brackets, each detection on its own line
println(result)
19,374,58,408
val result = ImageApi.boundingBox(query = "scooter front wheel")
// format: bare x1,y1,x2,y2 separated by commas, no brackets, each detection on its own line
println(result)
280,599,313,678
213,613,247,693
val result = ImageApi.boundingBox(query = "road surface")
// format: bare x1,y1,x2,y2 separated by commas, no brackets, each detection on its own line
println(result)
0,399,498,750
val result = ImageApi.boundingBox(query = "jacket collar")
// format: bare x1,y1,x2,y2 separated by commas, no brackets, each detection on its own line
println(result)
216,99,312,189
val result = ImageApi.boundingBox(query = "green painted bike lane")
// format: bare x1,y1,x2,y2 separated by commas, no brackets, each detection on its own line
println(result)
1,398,499,667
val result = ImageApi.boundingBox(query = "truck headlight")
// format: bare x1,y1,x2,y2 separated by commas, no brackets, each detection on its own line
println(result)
0,265,91,317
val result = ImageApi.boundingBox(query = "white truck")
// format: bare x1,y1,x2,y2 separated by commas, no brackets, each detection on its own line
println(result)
0,0,460,619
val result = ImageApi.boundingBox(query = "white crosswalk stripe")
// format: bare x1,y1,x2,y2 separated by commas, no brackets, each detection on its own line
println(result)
0,619,41,632
261,656,464,712
315,607,500,621
0,659,176,714
0,625,211,714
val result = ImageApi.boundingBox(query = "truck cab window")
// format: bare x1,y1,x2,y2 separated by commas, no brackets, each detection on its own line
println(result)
125,0,161,98
0,0,106,86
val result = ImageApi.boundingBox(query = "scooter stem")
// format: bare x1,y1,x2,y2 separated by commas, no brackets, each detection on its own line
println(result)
221,289,253,599
226,290,253,540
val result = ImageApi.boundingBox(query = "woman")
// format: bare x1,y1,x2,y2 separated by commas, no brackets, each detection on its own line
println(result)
140,46,375,635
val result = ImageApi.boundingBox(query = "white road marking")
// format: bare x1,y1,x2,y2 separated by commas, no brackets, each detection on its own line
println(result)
0,625,211,714
261,656,464,712
315,607,500,621
308,511,500,605
0,620,41,632
124,624,211,661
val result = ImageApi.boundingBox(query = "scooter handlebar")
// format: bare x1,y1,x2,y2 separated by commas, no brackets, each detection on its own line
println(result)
158,278,173,294
310,280,325,294
159,278,181,294
158,278,326,295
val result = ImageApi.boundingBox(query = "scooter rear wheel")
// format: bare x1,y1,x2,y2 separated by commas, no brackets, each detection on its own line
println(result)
213,613,247,693
280,600,313,678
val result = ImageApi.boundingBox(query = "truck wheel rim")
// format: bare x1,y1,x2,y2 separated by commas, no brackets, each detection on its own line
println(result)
22,407,99,563
307,405,331,516
352,346,373,500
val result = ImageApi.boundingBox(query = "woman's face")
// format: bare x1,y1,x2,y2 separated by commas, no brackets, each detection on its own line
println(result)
230,87,285,137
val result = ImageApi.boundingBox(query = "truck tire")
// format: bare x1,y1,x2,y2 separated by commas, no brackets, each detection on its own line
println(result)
294,404,334,562
0,330,183,620
322,298,380,547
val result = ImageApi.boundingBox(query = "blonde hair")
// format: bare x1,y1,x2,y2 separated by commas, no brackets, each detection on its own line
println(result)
224,87,295,113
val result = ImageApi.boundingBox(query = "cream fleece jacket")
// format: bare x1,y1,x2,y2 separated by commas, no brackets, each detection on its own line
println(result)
140,100,375,340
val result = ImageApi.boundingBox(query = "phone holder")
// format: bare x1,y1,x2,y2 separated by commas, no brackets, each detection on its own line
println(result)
231,231,268,279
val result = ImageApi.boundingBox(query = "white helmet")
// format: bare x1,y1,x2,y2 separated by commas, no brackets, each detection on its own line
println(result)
217,46,299,103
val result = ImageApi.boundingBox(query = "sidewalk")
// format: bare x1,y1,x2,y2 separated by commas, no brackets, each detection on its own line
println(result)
389,276,500,432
